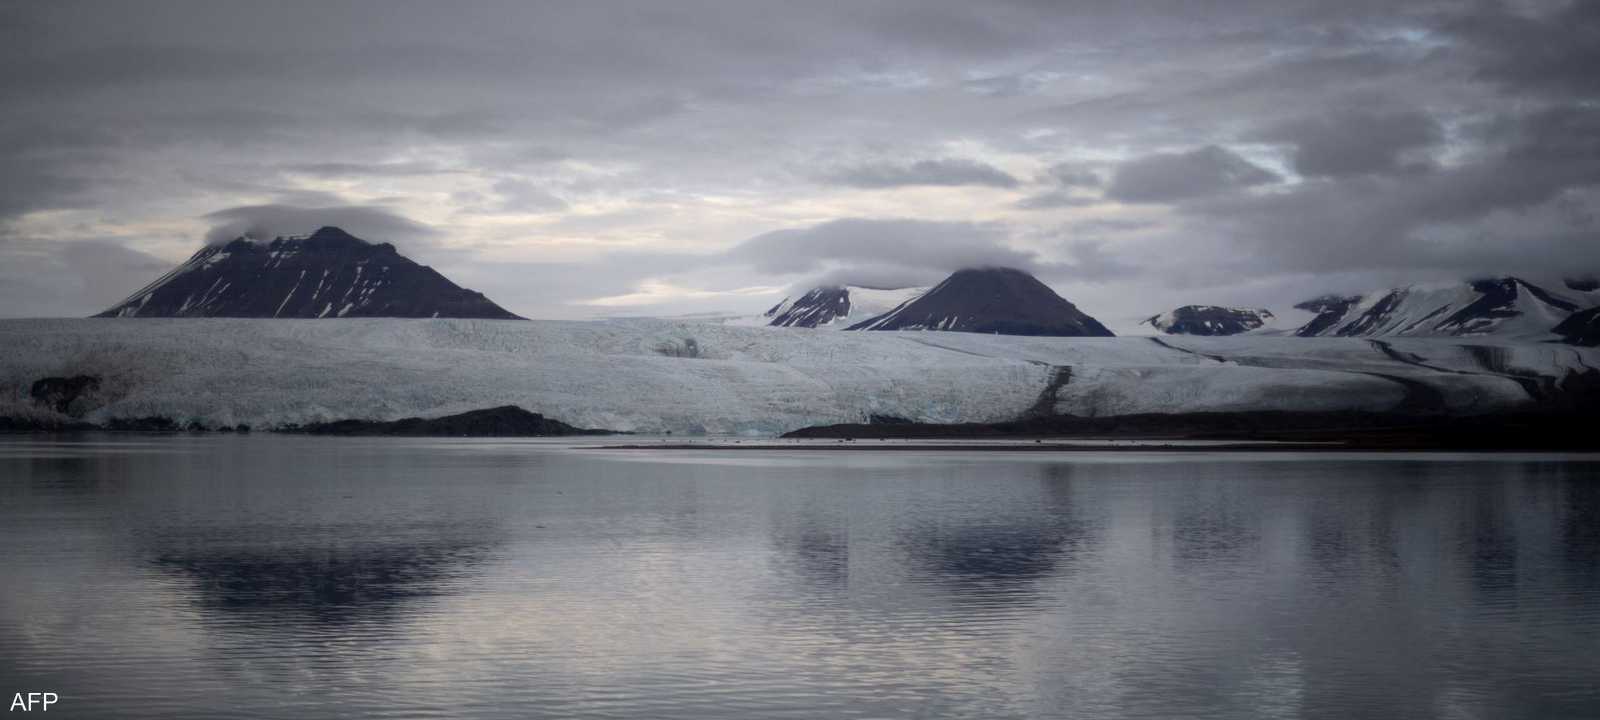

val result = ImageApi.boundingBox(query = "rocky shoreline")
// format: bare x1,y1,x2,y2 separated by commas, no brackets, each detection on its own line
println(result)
1,398,618,438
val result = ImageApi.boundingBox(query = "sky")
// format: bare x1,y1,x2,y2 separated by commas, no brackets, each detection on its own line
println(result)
1,0,1597,331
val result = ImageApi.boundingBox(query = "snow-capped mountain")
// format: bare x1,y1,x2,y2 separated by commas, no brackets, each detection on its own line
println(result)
1292,277,1582,340
1144,305,1275,336
846,267,1114,337
764,285,926,329
95,226,522,319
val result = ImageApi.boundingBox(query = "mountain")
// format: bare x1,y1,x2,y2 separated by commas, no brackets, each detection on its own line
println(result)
1144,305,1274,336
95,226,522,319
1555,307,1600,346
1293,295,1362,337
845,267,1114,337
1293,277,1581,340
764,285,925,328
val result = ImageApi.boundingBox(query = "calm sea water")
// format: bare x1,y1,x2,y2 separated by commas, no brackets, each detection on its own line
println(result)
1,436,1597,719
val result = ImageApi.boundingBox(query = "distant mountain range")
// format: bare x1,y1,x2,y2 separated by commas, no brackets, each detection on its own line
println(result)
1291,277,1583,341
96,226,521,319
1137,277,1595,342
763,272,1597,344
1144,306,1275,336
94,226,1597,347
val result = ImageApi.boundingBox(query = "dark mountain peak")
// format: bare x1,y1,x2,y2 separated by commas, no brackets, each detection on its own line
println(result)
765,285,850,327
1565,276,1599,293
263,226,377,253
1145,305,1274,336
308,225,360,242
846,266,1113,337
1554,306,1600,346
96,227,521,320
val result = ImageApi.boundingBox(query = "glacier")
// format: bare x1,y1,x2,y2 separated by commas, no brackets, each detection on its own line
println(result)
1,318,1595,435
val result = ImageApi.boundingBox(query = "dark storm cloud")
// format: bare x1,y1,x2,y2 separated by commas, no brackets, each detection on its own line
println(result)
1186,102,1600,278
202,205,438,249
1106,146,1279,203
818,159,1020,189
0,123,117,219
1442,0,1600,97
1260,107,1441,178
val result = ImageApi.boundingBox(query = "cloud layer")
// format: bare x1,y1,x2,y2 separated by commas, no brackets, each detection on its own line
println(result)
0,0,1595,326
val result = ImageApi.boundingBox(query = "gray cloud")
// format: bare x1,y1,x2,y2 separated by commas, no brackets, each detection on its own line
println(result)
0,123,115,219
0,236,171,317
1065,218,1157,235
962,71,1053,97
728,218,1035,276
0,1,1595,320
281,161,458,178
484,179,568,214
202,204,439,249
1184,103,1600,279
1261,107,1441,178
1443,0,1600,98
1106,146,1279,203
1015,191,1097,210
1042,163,1101,188
818,158,1020,189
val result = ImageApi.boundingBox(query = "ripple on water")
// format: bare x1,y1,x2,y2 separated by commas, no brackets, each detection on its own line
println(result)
2,439,1599,718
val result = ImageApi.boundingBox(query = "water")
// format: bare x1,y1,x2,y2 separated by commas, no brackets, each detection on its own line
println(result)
2,436,1597,719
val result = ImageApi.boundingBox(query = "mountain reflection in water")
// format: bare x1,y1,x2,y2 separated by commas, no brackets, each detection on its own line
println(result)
2,437,1598,719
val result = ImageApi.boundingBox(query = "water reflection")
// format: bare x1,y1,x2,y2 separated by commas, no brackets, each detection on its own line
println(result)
898,470,1093,601
767,498,849,590
3,441,1600,720
144,527,495,624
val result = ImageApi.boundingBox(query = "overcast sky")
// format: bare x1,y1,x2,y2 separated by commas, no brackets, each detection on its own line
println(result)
2,0,1596,331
